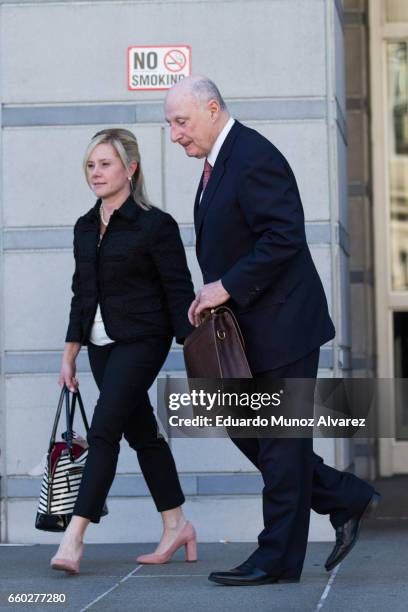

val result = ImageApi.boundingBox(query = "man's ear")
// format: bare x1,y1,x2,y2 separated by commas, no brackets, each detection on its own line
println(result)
208,99,221,121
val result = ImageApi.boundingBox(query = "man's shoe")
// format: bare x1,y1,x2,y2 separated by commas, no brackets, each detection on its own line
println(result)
208,561,300,586
325,491,381,572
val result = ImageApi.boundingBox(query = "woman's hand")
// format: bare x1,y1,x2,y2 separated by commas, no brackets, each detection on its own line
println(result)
59,342,81,392
59,359,78,392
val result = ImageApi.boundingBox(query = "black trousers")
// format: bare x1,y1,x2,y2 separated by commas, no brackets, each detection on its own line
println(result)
73,337,185,523
231,349,374,577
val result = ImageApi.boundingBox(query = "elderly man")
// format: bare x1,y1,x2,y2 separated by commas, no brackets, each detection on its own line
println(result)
164,76,379,586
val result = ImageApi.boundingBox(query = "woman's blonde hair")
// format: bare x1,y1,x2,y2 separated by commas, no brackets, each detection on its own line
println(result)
83,128,152,210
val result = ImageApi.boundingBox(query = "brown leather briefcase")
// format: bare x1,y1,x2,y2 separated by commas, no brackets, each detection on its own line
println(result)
183,306,252,378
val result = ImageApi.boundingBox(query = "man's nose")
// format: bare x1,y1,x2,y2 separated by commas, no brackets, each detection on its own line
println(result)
170,125,181,143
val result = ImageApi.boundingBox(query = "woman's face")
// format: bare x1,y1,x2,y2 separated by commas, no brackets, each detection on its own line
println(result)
86,142,133,200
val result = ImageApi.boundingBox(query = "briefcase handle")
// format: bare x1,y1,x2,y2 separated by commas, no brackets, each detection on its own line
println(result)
201,306,247,351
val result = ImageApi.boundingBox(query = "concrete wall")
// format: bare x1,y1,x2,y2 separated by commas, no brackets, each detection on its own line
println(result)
0,0,349,543
344,0,377,478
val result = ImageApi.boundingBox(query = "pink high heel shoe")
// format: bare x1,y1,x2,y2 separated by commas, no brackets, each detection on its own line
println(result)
50,542,83,574
136,521,197,564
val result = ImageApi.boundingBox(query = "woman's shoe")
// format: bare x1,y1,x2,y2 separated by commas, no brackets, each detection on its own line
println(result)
50,557,80,574
50,542,83,574
136,521,197,564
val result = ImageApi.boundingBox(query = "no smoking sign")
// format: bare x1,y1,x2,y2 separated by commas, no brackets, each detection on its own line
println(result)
128,45,191,91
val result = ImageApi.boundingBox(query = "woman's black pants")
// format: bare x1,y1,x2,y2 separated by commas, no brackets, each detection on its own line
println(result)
73,337,185,523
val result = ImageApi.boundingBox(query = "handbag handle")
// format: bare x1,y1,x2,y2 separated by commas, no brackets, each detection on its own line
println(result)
48,385,70,453
69,389,90,434
65,389,90,461
48,385,90,459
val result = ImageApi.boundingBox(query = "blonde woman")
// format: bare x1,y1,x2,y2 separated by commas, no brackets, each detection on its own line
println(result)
51,128,197,573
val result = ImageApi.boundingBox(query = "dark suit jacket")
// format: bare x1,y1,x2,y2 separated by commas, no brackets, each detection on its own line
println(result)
66,195,195,345
194,121,335,373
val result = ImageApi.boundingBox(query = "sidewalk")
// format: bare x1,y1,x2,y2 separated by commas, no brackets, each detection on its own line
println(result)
0,519,407,612
1,478,407,612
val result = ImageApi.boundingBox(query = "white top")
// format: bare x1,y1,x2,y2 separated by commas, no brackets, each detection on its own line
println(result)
89,234,114,346
199,117,235,204
89,303,113,346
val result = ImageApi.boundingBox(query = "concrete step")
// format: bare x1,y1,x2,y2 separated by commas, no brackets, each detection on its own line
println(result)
4,495,333,544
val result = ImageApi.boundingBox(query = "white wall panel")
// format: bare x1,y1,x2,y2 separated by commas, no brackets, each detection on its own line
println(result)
5,251,75,350
164,133,201,222
185,246,202,292
170,438,257,473
3,125,163,227
2,1,326,104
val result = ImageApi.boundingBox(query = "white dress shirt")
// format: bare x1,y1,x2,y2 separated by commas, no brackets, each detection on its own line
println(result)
207,117,235,167
200,117,235,202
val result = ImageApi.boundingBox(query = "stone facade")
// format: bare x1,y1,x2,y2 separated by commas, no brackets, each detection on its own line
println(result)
0,0,359,543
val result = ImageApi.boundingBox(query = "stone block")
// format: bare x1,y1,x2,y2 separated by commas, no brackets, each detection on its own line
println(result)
1,1,326,104
3,125,163,227
6,497,333,544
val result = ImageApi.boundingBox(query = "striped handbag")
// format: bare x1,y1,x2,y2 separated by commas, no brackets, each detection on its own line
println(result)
35,385,107,531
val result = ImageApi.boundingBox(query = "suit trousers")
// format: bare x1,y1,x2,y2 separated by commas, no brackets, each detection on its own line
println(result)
231,349,374,577
73,337,185,523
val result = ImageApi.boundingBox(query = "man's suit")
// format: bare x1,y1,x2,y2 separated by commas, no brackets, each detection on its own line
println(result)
194,120,374,576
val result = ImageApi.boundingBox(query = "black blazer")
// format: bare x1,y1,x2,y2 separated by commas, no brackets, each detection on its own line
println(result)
66,195,195,345
194,121,335,373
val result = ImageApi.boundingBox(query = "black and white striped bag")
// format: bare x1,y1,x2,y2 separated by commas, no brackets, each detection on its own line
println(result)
35,386,107,532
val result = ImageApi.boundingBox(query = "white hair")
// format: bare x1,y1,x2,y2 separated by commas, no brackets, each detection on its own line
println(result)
190,77,227,110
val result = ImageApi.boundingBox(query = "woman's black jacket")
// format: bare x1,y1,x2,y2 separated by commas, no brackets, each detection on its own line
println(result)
65,195,195,345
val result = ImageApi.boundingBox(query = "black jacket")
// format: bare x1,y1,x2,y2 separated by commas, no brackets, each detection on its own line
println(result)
194,121,335,372
65,195,195,345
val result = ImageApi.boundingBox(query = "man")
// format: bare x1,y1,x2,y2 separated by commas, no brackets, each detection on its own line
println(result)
164,76,379,585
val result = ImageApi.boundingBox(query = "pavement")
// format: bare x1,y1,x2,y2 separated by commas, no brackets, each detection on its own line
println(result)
1,478,407,612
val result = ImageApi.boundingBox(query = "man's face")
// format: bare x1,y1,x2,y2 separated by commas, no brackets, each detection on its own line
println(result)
165,91,216,159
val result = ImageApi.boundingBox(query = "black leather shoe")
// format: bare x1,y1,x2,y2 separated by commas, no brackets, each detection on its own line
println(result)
325,491,381,572
208,561,300,586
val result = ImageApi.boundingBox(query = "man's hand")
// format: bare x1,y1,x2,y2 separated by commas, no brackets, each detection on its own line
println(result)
188,280,230,327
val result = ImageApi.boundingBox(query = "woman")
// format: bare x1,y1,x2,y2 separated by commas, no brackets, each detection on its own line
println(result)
51,128,197,574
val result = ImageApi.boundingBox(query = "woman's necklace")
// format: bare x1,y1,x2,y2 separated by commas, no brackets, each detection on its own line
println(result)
99,203,110,227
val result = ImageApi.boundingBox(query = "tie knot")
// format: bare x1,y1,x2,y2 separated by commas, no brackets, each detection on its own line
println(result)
203,159,213,191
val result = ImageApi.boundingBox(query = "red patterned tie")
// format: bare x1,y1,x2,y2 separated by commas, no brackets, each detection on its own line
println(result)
202,159,213,192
